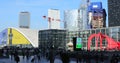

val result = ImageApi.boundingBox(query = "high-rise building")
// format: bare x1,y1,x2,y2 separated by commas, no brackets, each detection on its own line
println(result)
80,0,89,29
108,0,120,27
48,9,60,29
88,2,106,29
64,10,79,31
64,9,88,31
92,10,104,29
19,12,30,28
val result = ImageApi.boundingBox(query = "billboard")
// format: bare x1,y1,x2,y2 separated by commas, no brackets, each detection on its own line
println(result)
73,37,82,51
76,38,82,48
90,2,102,10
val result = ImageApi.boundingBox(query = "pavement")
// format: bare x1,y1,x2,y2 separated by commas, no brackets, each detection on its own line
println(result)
0,55,77,63
1,55,120,63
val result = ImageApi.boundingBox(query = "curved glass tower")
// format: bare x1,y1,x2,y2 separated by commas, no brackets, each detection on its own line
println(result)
64,10,79,31
64,9,88,31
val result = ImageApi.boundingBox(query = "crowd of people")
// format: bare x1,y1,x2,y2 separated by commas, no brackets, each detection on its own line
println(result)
0,47,41,63
47,49,120,63
0,47,120,63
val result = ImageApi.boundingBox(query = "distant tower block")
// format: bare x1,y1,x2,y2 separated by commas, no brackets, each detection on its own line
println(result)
19,12,30,28
48,9,60,29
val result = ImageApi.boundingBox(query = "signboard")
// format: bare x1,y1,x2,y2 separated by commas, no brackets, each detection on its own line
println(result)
76,38,82,48
90,2,102,10
73,37,82,51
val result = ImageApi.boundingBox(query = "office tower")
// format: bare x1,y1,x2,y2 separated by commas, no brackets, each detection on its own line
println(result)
88,2,106,29
48,9,60,29
64,10,79,31
19,12,30,28
64,9,88,31
108,0,120,27
80,0,89,30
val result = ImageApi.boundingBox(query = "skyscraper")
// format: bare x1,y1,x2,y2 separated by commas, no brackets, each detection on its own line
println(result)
108,0,120,27
79,0,88,30
64,10,79,31
88,2,106,29
19,12,30,28
48,9,60,29
64,9,88,31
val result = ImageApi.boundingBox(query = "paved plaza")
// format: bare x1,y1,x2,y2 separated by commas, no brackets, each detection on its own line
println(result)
0,56,77,63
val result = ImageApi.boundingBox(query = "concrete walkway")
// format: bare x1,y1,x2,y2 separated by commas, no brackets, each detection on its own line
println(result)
0,56,76,63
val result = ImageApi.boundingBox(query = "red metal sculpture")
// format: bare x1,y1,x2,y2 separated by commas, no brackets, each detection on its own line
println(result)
87,32,120,51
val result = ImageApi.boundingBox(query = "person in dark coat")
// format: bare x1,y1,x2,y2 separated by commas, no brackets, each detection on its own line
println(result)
95,54,99,63
31,57,35,63
60,51,70,63
14,55,20,63
49,47,55,63
22,49,25,59
37,53,41,61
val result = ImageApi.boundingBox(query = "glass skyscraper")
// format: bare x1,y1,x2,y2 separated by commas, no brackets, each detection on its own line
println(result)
88,2,106,29
19,12,30,28
64,10,79,31
64,9,88,31
108,0,120,27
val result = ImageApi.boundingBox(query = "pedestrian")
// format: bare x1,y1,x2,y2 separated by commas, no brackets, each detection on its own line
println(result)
100,53,104,63
10,50,13,60
49,47,55,63
95,54,99,63
31,56,35,63
60,51,70,63
76,53,82,63
22,50,25,59
14,55,20,63
37,53,41,61
26,50,29,60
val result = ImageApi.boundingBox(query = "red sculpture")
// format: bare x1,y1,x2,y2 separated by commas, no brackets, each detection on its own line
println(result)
87,32,120,51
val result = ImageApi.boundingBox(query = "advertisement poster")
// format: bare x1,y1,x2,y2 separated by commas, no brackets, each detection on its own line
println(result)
76,38,82,48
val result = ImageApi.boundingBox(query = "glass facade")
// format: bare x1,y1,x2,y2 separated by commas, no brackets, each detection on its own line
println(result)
80,0,88,29
38,26,120,50
64,10,79,31
108,0,120,27
39,29,66,51
67,26,120,50
64,9,88,31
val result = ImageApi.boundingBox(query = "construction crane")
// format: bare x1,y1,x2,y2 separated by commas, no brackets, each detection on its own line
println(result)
43,15,62,29
43,16,52,29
